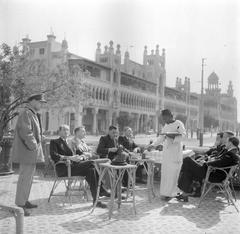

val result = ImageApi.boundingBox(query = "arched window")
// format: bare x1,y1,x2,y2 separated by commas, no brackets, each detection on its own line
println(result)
103,89,106,101
96,88,99,99
113,70,118,83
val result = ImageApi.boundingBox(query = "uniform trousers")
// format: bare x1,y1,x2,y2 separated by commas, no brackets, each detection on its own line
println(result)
15,163,36,206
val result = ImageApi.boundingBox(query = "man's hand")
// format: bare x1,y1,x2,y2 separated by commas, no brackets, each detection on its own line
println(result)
108,147,118,153
146,144,154,151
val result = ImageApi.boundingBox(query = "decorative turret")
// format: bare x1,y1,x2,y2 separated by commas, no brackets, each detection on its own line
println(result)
109,40,114,54
104,45,108,54
21,35,31,54
227,80,233,97
205,72,221,96
116,44,121,56
47,33,56,42
155,44,159,55
143,45,148,65
184,77,190,92
95,42,101,62
124,50,130,59
61,38,68,50
161,48,165,68
175,77,182,90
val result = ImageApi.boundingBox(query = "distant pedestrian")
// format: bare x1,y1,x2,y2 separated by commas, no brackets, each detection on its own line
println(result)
12,93,46,216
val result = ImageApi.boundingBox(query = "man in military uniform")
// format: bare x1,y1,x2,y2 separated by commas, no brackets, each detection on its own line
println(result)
12,94,46,216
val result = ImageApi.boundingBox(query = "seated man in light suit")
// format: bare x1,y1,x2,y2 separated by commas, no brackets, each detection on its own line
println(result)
50,125,109,208
69,126,98,160
118,126,145,183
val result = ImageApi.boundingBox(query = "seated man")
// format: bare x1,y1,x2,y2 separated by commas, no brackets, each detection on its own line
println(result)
177,136,239,202
96,125,128,187
96,125,119,161
69,126,98,159
118,127,140,153
118,126,146,183
196,131,234,164
50,125,108,208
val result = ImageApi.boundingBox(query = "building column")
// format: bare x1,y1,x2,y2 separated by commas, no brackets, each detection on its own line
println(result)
155,113,159,133
92,107,98,135
107,109,113,130
136,114,140,134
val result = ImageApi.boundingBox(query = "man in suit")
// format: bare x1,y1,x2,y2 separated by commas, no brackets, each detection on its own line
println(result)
118,127,140,153
12,93,46,216
96,125,129,188
118,127,145,183
50,125,108,208
177,136,239,202
96,125,119,161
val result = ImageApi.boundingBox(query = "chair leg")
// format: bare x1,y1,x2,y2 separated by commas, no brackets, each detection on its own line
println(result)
230,180,237,202
225,187,239,213
198,184,213,207
48,180,58,202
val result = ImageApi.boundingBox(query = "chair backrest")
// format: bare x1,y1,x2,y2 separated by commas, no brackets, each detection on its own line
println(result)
206,164,239,185
44,141,59,177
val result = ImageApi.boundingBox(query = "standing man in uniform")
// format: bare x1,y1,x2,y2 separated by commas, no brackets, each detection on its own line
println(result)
12,93,46,216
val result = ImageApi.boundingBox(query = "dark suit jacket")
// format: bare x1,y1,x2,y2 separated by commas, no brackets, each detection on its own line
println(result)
205,144,225,157
118,136,138,152
96,135,117,161
206,148,239,182
50,137,73,176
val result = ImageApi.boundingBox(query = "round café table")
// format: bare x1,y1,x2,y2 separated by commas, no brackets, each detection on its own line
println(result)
130,157,156,202
91,162,137,219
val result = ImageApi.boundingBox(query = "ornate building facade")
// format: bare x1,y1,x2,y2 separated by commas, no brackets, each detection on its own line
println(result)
204,72,237,131
18,34,237,134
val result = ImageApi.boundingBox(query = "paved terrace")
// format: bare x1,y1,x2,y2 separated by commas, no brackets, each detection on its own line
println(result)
1,133,240,234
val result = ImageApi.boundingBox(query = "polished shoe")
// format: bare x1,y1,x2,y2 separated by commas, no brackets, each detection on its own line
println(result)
96,201,107,209
121,187,127,193
25,201,38,209
160,196,172,201
18,206,30,216
189,191,201,197
175,194,189,202
99,190,111,197
136,178,147,184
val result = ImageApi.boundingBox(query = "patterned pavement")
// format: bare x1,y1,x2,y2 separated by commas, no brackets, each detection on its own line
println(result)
0,169,240,234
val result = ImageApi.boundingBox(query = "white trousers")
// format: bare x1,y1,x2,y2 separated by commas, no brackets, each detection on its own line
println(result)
15,164,36,206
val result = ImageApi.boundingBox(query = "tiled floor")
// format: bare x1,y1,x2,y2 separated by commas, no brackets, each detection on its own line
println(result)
0,171,240,234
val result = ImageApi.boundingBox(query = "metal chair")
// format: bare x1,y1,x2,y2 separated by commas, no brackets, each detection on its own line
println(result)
48,157,89,205
198,164,239,212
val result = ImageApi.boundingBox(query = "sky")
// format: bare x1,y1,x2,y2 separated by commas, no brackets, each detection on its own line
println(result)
1,0,240,120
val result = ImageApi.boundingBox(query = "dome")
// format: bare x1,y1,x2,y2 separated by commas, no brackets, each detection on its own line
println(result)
208,72,219,84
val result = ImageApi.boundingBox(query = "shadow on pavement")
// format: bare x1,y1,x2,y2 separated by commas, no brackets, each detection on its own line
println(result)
58,195,167,233
160,196,226,229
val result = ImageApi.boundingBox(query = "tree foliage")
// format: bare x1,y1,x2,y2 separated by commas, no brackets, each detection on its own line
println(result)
116,113,134,132
0,43,90,141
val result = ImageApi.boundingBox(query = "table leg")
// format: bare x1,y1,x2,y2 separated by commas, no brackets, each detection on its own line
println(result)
129,168,137,215
91,167,107,213
108,168,116,219
150,164,156,198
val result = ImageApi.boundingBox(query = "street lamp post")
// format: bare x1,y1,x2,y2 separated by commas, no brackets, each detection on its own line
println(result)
199,58,206,147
